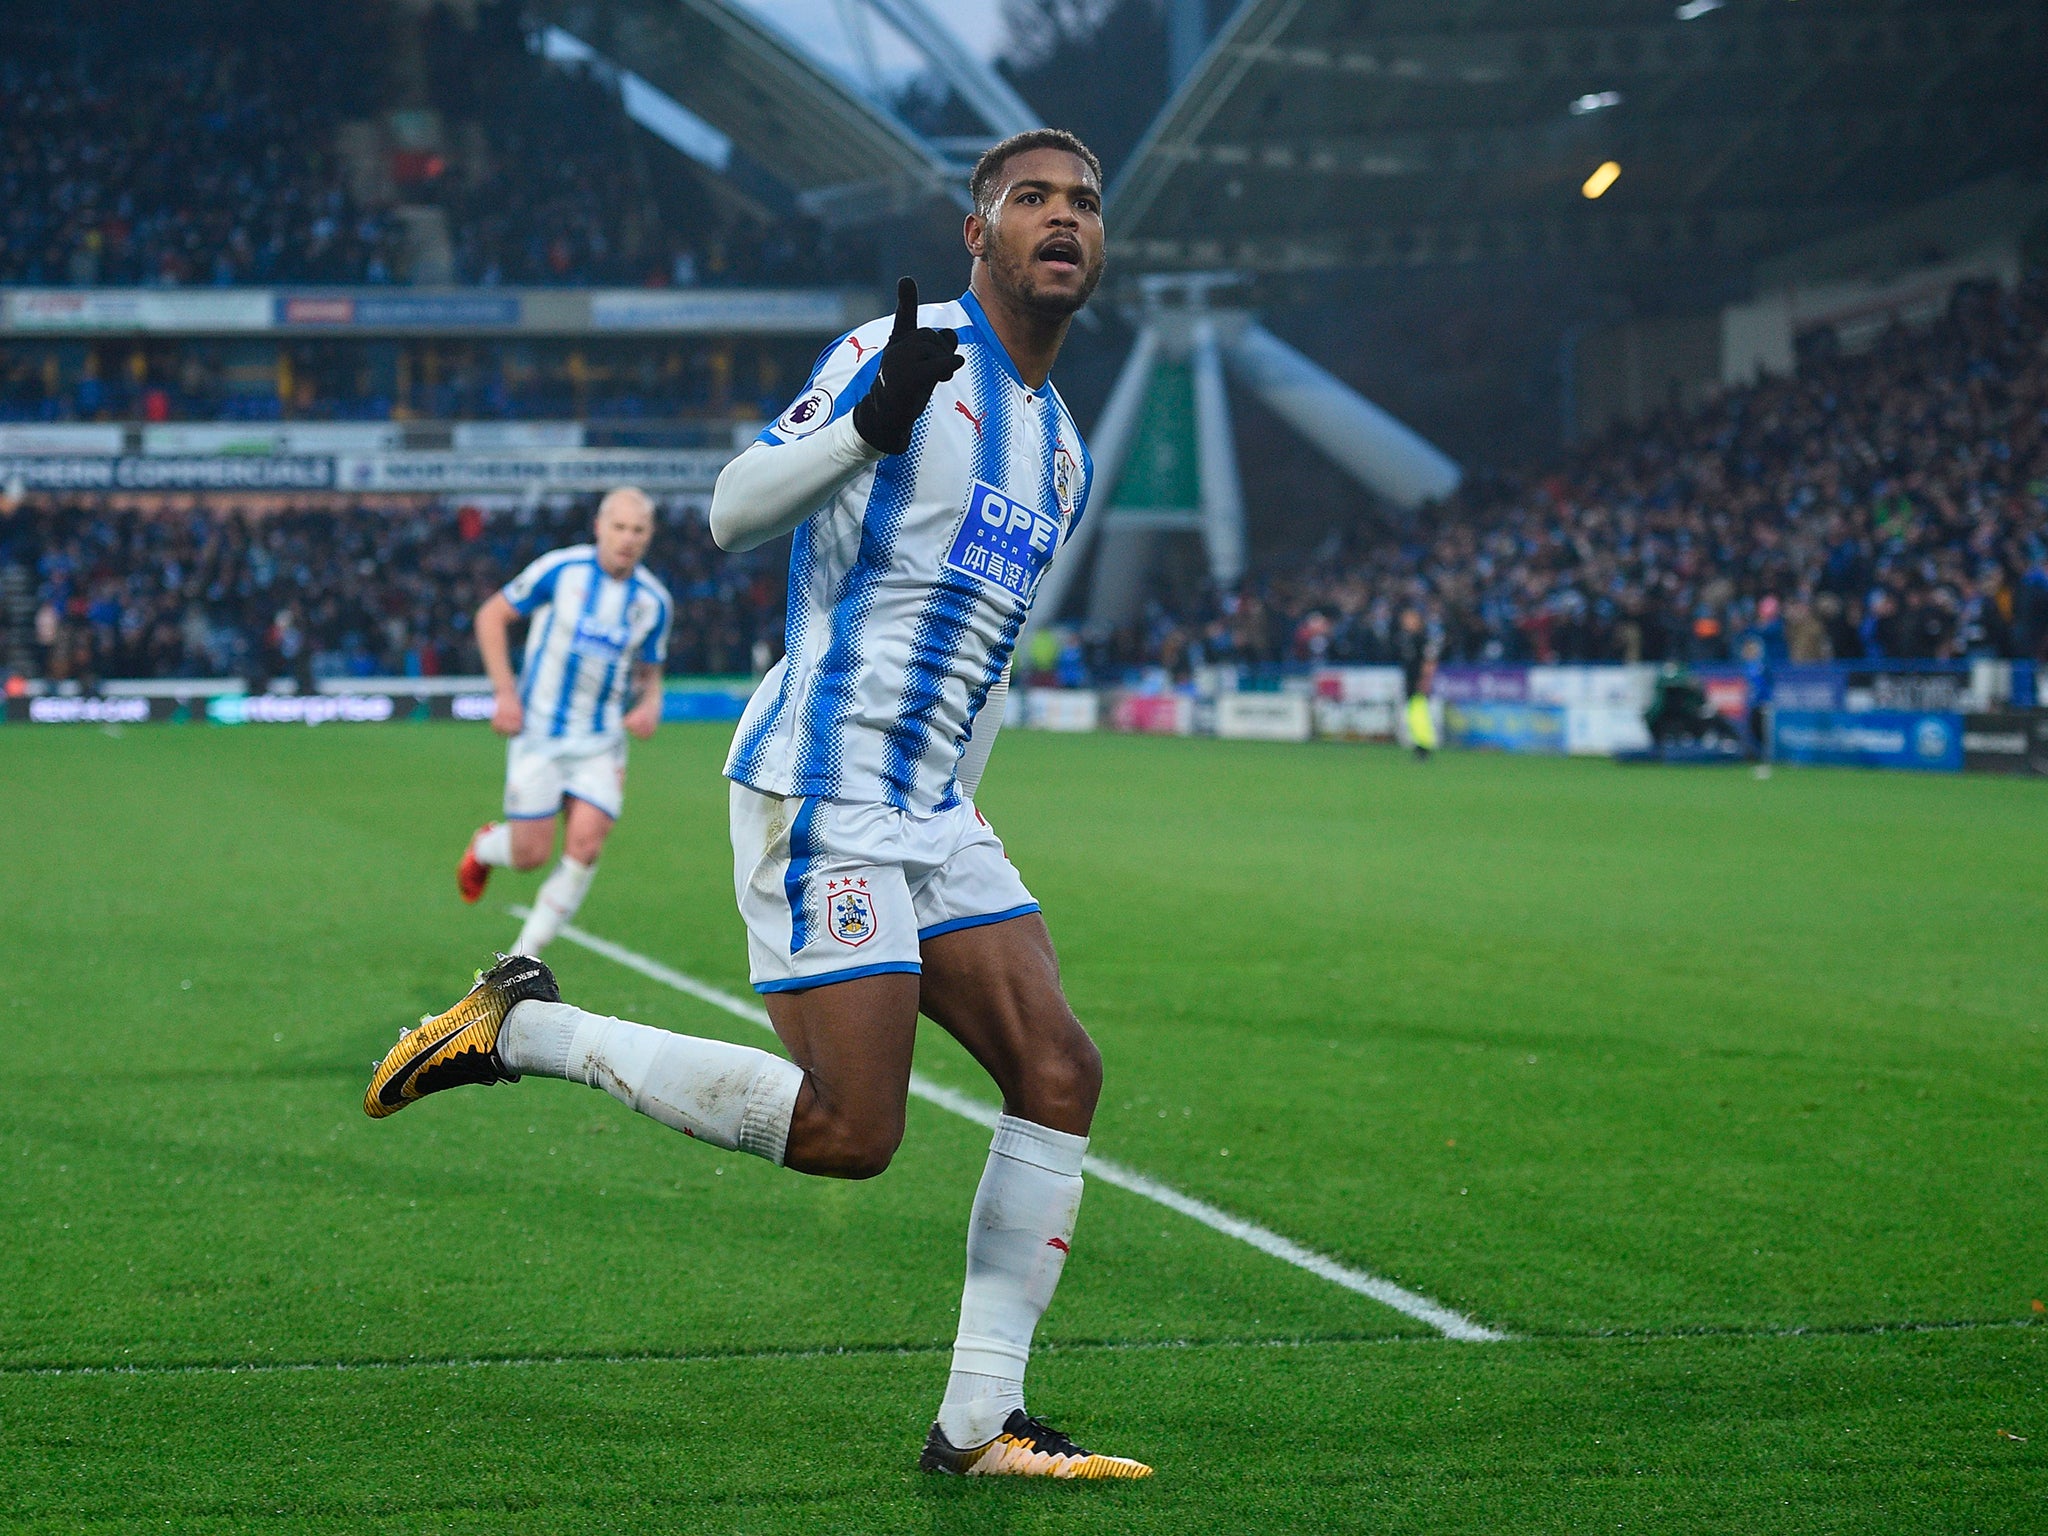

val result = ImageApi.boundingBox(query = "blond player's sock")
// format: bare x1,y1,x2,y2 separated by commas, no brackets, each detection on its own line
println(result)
472,821,514,867
498,1000,802,1164
936,1115,1087,1447
513,855,593,956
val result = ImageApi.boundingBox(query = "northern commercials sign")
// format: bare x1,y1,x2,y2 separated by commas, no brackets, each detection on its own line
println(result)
2,287,872,337
0,449,732,494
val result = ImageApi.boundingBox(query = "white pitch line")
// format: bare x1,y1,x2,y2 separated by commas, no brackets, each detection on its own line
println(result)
518,909,1506,1342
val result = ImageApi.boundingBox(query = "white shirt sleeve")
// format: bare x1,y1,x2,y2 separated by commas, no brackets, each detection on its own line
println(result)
954,665,1009,800
500,547,576,615
709,415,881,553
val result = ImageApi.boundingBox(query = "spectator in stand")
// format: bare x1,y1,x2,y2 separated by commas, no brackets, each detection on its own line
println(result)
1126,273,2048,675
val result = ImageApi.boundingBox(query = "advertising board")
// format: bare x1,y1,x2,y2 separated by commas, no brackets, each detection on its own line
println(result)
1771,710,1962,772
0,424,124,454
1443,701,1567,754
589,289,855,334
1564,705,1651,756
1842,666,1971,714
1026,688,1100,732
0,455,336,490
1693,667,1752,721
1770,666,1845,712
3,692,494,725
1109,692,1193,735
1527,665,1656,711
1312,665,1405,705
450,422,585,451
660,689,749,723
140,423,403,456
1434,666,1529,704
1961,712,2048,776
278,293,523,329
334,450,729,493
5,288,272,331
1314,699,1398,741
1216,692,1313,742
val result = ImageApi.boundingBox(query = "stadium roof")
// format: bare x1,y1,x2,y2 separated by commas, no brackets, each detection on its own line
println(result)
1111,0,2047,277
532,0,958,225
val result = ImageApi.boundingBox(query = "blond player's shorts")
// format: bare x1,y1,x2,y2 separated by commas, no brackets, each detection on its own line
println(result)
729,781,1039,994
505,736,626,822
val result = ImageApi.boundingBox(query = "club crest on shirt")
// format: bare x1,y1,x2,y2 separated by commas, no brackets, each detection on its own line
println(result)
776,385,834,439
1054,446,1079,521
825,878,877,946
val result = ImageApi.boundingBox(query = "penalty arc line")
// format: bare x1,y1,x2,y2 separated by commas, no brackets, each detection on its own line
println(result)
515,908,1507,1343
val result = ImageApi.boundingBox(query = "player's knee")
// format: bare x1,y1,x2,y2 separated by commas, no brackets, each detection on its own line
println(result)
831,1121,904,1180
1026,1026,1102,1120
840,1143,899,1181
796,1103,904,1180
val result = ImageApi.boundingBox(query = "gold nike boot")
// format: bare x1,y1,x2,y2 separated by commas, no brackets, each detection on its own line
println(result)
363,954,559,1119
919,1410,1153,1479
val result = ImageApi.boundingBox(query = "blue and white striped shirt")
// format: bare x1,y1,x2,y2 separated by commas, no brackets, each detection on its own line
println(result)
504,544,672,756
724,290,1093,815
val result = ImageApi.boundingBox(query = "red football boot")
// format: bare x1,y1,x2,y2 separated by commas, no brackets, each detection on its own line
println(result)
457,824,497,904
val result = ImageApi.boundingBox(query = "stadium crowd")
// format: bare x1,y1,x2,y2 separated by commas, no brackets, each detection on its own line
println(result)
3,499,780,685
1117,273,2048,672
1,0,865,290
7,272,2046,686
0,4,399,287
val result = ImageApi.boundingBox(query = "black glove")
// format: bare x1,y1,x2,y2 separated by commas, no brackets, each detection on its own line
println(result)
852,276,963,455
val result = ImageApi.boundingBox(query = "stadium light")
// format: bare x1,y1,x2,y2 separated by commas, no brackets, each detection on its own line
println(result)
1568,91,1623,116
1674,0,1725,17
1582,161,1622,199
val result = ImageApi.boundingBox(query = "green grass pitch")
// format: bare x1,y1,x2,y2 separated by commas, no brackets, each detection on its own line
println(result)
2,720,2044,1532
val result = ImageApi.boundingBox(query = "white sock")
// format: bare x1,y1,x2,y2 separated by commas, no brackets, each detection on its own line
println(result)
498,1000,803,1165
472,822,513,867
514,855,594,957
937,1114,1088,1447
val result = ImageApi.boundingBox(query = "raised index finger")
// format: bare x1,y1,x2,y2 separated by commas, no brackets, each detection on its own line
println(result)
892,275,919,339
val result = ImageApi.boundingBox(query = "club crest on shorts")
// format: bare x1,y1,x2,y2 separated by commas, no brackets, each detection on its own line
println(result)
825,877,877,947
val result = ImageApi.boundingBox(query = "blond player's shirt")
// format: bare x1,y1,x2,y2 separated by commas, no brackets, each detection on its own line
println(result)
504,544,672,758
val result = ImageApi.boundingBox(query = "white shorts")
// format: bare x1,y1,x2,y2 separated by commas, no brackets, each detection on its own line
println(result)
729,781,1039,995
505,737,626,822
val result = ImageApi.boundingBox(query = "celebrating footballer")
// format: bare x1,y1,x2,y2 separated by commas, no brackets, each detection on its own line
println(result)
365,129,1147,1479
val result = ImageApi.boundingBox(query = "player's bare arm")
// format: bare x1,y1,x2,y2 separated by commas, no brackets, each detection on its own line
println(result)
473,591,523,737
622,660,663,740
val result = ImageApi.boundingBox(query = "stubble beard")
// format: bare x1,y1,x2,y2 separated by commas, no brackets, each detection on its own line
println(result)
986,230,1106,320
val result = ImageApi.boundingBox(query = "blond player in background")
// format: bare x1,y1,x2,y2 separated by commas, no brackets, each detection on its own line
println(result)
455,486,673,957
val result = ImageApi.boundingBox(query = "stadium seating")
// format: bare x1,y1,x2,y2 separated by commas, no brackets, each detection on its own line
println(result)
1118,274,2048,670
2,499,780,684
0,0,866,290
0,3,397,287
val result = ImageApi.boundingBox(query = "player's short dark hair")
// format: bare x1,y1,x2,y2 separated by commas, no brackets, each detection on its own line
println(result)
969,129,1103,222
